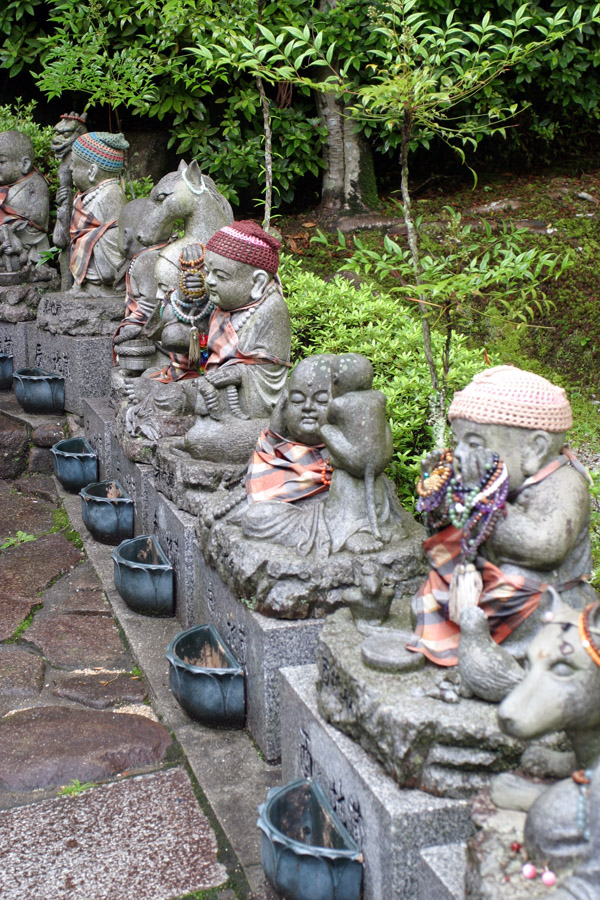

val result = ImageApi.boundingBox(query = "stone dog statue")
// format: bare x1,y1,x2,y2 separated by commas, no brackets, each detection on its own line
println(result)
467,592,600,900
408,366,596,689
0,129,50,275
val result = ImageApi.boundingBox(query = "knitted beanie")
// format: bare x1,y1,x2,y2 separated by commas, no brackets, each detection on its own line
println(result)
205,221,281,274
72,132,129,172
448,365,572,433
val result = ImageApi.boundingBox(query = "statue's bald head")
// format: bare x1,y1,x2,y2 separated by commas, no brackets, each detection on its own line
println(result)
0,131,34,184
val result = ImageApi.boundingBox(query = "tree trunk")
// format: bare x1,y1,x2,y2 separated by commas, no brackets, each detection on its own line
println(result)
316,0,378,214
315,89,378,214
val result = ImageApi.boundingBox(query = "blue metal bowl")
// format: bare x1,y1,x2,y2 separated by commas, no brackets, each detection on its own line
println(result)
13,367,64,414
80,479,134,545
0,353,13,390
112,535,174,616
258,779,363,900
52,437,98,493
166,624,245,728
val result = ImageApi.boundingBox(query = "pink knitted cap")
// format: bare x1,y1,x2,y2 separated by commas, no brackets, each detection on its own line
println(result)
448,365,572,432
205,221,280,273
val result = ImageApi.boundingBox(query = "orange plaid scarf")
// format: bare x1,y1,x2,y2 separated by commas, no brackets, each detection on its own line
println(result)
69,183,118,284
246,429,333,503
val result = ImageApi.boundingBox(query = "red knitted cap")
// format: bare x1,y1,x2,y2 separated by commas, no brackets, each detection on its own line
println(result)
448,365,572,433
205,221,281,273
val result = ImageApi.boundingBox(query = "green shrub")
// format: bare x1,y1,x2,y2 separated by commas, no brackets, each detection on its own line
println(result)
281,255,487,506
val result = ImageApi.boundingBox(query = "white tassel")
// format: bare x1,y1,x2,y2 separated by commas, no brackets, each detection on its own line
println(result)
448,562,483,625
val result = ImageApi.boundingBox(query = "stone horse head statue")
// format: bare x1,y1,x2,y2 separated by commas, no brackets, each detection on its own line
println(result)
136,160,233,280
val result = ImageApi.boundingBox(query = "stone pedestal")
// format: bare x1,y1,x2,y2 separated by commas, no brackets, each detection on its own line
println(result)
195,552,323,762
0,321,36,369
418,843,466,900
31,330,114,416
280,665,473,900
83,398,114,481
0,277,60,323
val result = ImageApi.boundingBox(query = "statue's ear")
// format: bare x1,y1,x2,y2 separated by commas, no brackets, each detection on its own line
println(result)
185,159,203,186
177,159,187,172
250,269,269,300
269,389,288,436
89,162,98,183
539,586,565,623
20,156,32,175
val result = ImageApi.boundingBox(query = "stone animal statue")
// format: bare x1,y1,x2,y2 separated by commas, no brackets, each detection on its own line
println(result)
493,593,600,899
51,112,87,289
135,159,233,296
409,365,596,671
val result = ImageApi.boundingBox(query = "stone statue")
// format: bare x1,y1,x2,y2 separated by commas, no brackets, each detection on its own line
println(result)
241,351,406,559
111,197,172,375
51,112,87,289
67,131,129,295
178,220,292,463
120,243,214,441
0,130,50,274
181,350,422,618
466,592,600,899
408,365,596,677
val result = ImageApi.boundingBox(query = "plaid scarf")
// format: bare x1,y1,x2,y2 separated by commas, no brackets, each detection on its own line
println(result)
246,429,333,503
149,351,201,383
69,182,118,284
406,525,548,666
205,280,291,371
0,172,45,231
408,451,590,666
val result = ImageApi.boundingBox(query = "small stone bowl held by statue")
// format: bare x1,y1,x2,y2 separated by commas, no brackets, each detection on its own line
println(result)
80,479,134,545
257,778,363,900
13,367,65,414
165,624,245,728
112,535,174,617
51,437,98,493
0,353,13,390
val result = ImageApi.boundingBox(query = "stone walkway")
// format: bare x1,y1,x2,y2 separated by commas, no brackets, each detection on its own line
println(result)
0,396,278,900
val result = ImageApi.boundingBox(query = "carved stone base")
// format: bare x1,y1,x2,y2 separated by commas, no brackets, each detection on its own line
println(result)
37,289,124,336
195,552,323,761
0,277,60,323
0,321,36,369
194,502,426,619
31,329,114,416
280,664,473,900
316,609,572,799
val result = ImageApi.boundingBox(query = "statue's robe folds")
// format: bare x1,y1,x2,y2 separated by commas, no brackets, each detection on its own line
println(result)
0,171,49,265
70,178,126,287
203,279,291,418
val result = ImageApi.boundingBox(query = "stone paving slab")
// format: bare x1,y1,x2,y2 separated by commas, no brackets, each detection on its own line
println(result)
0,532,82,600
52,671,147,709
0,706,172,791
13,473,58,504
41,586,110,616
0,766,228,900
26,613,132,670
0,480,57,542
0,597,40,641
0,646,44,697
0,416,28,479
